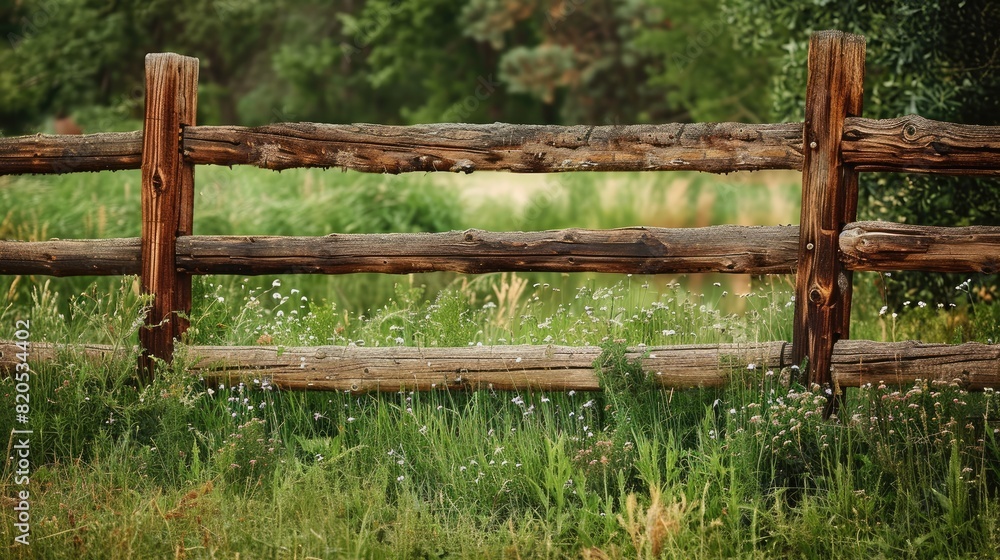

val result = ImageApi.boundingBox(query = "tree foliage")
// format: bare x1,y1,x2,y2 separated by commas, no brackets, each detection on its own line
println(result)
0,0,282,132
1,0,771,134
726,0,1000,302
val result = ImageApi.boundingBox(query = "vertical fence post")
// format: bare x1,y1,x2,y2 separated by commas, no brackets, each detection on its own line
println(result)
792,31,865,409
139,53,199,381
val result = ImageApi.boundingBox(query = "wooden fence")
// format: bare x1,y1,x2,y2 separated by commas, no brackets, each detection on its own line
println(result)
2,31,1000,402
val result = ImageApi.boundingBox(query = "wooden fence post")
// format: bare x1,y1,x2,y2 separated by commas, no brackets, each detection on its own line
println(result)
792,31,865,406
139,53,199,381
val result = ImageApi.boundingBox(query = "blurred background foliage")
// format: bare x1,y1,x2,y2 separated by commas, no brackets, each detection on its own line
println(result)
1,0,998,302
0,0,771,131
726,0,1000,303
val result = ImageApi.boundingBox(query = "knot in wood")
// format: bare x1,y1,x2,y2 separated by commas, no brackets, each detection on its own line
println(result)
808,287,823,303
450,159,476,174
151,171,165,193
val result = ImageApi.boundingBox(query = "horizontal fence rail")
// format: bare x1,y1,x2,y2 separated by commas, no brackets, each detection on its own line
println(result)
841,115,1000,174
3,116,1000,176
3,340,998,392
6,222,1000,277
0,226,800,277
182,122,806,173
0,130,143,174
840,222,1000,273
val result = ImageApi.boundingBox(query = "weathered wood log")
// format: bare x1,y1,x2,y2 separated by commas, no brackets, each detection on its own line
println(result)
187,343,792,391
0,341,123,367
2,115,998,177
840,221,1000,273
0,226,800,277
139,53,199,381
0,238,141,276
841,115,1000,175
1,341,793,391
11,221,1000,278
0,340,790,391
831,340,1000,390
793,31,866,391
176,226,799,275
6,339,999,392
0,131,143,175
182,121,806,174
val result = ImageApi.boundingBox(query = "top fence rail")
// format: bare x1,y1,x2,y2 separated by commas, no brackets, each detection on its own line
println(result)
2,116,1000,176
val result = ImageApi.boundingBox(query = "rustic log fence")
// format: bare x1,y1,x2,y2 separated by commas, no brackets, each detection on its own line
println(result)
2,31,1000,400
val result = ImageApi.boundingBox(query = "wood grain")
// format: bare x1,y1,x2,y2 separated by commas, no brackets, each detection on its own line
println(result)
832,340,1000,390
0,341,792,392
139,53,198,380
792,31,866,391
6,339,999,392
0,131,143,175
0,226,799,276
842,115,1000,175
3,115,997,176
0,238,141,276
182,121,806,174
175,226,799,275
840,221,1000,273
12,221,999,278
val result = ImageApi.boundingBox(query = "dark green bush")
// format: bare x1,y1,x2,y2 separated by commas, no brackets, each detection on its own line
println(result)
726,0,1000,304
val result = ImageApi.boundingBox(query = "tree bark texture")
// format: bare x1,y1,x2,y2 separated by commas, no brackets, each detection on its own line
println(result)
3,116,998,176
840,222,1000,273
182,121,806,174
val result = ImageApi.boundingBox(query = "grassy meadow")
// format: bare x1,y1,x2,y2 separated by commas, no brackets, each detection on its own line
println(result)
2,166,1000,558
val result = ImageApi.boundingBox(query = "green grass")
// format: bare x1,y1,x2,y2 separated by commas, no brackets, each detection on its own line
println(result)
0,167,799,317
2,168,1000,558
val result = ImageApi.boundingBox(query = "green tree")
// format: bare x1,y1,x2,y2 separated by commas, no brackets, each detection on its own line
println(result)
631,0,774,122
726,0,1000,304
0,0,281,133
1,0,778,133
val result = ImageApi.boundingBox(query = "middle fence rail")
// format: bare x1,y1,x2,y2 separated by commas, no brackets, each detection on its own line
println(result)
2,31,1000,400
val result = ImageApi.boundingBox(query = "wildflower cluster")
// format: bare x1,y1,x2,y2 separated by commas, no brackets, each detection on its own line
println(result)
201,378,285,489
572,438,636,482
189,278,323,346
728,373,834,491
850,379,983,489
215,417,283,488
